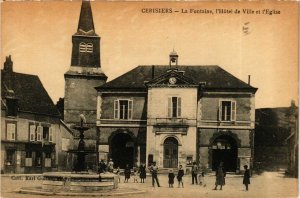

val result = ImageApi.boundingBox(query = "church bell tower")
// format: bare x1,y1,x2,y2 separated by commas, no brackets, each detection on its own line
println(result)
64,1,107,128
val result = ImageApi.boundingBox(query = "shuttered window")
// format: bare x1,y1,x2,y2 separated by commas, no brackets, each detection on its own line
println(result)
168,97,181,118
6,123,16,141
219,100,237,121
114,99,133,120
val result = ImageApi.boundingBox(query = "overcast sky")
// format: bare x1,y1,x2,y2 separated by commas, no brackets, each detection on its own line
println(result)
1,1,298,108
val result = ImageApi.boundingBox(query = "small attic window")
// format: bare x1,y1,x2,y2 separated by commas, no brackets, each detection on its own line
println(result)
79,42,93,53
6,98,18,117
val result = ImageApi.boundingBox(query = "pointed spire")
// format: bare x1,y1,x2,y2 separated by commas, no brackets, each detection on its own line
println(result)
77,0,96,35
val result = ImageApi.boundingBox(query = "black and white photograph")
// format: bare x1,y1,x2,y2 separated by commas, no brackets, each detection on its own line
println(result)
0,0,298,197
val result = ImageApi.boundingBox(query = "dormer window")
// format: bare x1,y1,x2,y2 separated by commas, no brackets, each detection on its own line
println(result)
79,42,93,53
6,98,18,117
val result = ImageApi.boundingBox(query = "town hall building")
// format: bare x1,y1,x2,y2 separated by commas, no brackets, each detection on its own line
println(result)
65,0,258,172
96,53,257,172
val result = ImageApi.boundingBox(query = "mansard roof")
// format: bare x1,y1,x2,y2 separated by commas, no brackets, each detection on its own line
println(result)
1,70,61,117
96,65,257,93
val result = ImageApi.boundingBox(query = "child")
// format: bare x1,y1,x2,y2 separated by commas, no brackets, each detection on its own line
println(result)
198,171,206,187
177,165,184,188
133,167,139,183
168,169,175,188
116,166,120,183
243,165,250,191
124,164,131,183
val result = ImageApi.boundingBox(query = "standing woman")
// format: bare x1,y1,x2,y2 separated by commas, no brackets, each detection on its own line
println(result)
177,165,184,188
214,162,225,190
139,163,146,183
243,165,250,191
124,164,131,183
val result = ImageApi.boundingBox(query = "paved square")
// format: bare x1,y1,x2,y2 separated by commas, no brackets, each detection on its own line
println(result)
1,171,298,198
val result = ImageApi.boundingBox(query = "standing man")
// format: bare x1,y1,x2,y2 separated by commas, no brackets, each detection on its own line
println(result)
149,162,160,187
191,162,198,184
243,165,250,191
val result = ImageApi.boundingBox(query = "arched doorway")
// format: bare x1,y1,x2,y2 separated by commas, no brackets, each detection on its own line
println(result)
163,137,178,168
110,133,135,169
212,135,238,172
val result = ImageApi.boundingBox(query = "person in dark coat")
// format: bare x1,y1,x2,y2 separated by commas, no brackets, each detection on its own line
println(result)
168,169,175,188
191,162,198,184
139,163,146,183
149,162,160,187
124,164,131,183
214,162,225,190
98,160,107,174
243,165,250,191
177,165,184,188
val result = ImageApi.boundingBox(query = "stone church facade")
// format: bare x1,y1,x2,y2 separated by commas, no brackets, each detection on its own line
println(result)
65,1,257,172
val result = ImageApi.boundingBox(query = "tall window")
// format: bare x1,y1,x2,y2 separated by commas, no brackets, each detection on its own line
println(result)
79,42,93,53
37,126,42,141
6,123,16,141
114,100,133,120
43,127,49,141
219,100,236,121
168,97,181,118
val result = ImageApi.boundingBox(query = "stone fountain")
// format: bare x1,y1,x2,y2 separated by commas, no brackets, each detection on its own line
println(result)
18,115,119,195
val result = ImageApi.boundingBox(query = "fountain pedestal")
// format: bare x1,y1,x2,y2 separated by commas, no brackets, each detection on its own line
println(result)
40,116,118,192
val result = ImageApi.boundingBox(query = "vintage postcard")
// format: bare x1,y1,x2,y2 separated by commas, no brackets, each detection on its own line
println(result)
1,0,298,198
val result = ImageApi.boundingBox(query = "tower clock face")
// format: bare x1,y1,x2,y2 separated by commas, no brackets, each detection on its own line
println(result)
169,77,177,84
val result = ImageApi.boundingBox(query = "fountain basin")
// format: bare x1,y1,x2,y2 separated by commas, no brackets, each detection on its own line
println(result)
42,172,118,192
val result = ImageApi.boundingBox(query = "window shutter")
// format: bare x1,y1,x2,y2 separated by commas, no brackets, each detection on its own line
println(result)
86,43,93,53
6,124,12,140
128,100,133,119
37,126,42,141
231,101,236,121
177,97,181,117
114,100,119,119
29,125,36,141
79,42,87,52
49,127,53,142
168,97,172,118
218,101,222,121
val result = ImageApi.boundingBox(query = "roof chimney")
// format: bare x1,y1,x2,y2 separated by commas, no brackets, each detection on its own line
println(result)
4,55,13,73
152,65,155,79
248,75,251,85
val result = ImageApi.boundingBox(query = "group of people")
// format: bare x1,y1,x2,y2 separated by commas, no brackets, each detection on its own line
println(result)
213,162,250,191
98,159,251,191
124,163,147,183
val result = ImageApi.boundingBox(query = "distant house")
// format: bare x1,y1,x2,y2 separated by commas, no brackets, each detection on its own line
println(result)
254,104,298,170
1,55,73,173
285,102,298,177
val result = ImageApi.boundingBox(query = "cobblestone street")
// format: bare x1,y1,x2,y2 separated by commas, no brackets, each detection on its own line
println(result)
1,171,298,198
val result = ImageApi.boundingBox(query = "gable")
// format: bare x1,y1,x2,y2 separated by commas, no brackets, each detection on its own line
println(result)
145,69,198,88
